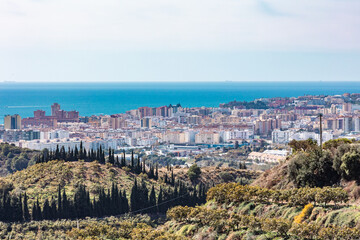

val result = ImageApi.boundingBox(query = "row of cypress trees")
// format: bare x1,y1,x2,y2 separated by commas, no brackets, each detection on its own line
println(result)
0,179,207,222
35,144,160,180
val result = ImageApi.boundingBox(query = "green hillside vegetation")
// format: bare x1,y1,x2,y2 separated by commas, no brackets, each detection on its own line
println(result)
253,139,360,193
2,183,360,239
3,140,360,239
161,165,259,186
1,160,255,205
0,143,39,176
4,160,146,202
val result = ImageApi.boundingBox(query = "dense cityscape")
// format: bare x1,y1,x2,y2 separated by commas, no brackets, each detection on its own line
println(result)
2,92,360,169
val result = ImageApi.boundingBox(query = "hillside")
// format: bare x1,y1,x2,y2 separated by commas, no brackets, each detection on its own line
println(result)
251,160,295,189
0,160,257,206
2,160,142,202
1,183,360,239
160,165,260,186
253,140,360,198
0,143,39,176
5,139,360,239
161,183,360,239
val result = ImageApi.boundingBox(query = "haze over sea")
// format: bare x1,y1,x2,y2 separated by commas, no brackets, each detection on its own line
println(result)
1,81,360,124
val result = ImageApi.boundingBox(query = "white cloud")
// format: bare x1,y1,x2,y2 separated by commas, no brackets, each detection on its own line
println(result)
0,0,359,51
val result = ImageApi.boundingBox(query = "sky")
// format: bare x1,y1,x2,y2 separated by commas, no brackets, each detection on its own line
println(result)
0,0,359,82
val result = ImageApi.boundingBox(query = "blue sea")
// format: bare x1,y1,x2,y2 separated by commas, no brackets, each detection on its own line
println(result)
1,81,360,124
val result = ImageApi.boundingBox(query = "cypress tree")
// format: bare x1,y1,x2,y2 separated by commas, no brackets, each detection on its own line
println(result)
60,146,66,160
131,151,134,169
108,148,114,165
62,189,68,219
122,190,129,213
83,148,88,161
121,150,126,167
138,179,149,213
43,199,50,220
149,186,156,213
101,146,105,164
130,179,138,212
66,147,71,161
136,157,141,174
55,145,60,159
142,159,146,173
37,198,42,220
79,141,83,159
12,194,23,222
31,203,37,221
50,197,57,220
171,170,175,186
74,145,79,160
57,185,62,219
110,183,118,214
173,186,178,207
116,156,120,167
157,187,163,213
23,193,30,221
164,173,168,184
155,164,159,180
1,192,9,222
96,148,100,162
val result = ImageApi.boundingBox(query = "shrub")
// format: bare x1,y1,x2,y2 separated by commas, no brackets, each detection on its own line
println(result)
340,151,360,181
294,203,314,224
206,183,348,207
219,172,234,183
188,164,201,182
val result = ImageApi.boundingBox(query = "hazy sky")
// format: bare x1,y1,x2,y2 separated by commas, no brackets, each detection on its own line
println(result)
0,0,359,82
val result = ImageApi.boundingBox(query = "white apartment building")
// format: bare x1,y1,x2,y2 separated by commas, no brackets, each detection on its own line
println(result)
271,129,294,144
223,129,254,142
40,130,70,140
290,131,333,144
272,130,333,145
